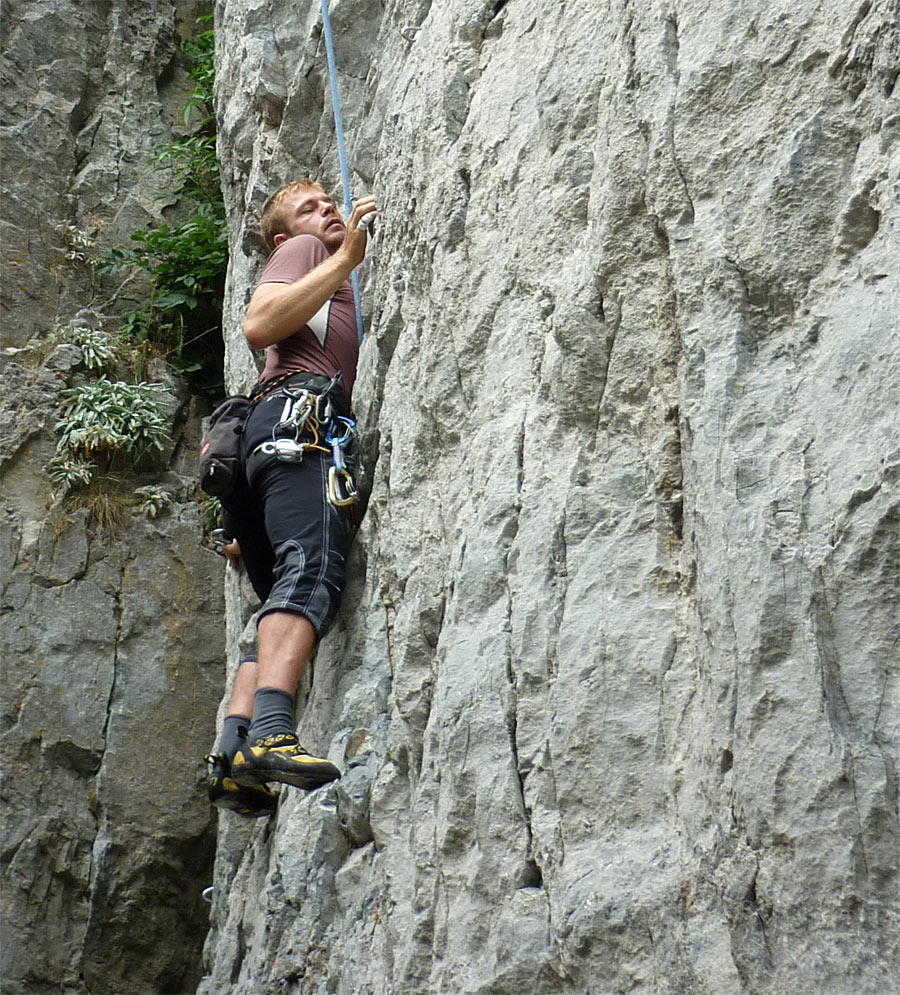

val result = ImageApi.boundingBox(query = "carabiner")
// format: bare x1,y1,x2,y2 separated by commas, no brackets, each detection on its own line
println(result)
283,385,310,403
315,393,333,424
325,415,355,446
289,392,313,427
328,465,357,507
276,395,293,428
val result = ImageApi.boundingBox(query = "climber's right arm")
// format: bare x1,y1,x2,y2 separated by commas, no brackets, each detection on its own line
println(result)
243,197,377,350
243,253,355,349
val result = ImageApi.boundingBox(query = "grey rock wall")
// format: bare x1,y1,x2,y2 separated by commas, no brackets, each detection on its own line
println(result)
203,0,898,993
2,0,203,346
1,2,225,993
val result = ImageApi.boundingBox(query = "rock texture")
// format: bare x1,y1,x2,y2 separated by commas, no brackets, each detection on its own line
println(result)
205,0,900,992
0,352,225,995
1,0,206,347
1,2,225,993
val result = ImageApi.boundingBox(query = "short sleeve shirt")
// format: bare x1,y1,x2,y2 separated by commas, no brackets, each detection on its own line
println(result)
255,234,358,398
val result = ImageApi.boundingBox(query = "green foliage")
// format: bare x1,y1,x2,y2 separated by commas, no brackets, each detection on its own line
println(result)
129,200,227,312
153,135,221,205
48,379,171,498
118,310,152,344
50,325,119,372
55,223,99,265
53,380,169,477
199,493,222,535
180,16,216,128
50,19,223,509
134,485,174,518
47,453,96,490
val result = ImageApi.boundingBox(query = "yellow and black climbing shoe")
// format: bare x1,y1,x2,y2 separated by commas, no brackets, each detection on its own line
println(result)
230,734,341,791
205,753,277,818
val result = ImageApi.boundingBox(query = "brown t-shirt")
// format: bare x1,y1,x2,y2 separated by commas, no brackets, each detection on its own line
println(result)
255,234,358,398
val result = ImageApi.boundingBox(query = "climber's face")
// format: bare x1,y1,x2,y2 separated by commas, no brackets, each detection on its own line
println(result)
274,187,346,254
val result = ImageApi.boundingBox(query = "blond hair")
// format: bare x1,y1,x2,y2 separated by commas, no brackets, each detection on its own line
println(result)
259,179,323,252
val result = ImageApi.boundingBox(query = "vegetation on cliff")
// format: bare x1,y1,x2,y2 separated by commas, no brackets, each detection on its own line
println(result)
47,19,225,521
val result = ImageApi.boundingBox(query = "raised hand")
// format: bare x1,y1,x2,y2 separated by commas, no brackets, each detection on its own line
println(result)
339,195,378,268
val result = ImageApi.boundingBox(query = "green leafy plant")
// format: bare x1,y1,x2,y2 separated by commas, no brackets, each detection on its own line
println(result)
50,325,119,372
180,20,215,123
199,493,222,536
52,380,169,484
55,223,99,265
127,200,227,314
114,309,150,343
47,453,96,490
134,485,174,518
153,135,221,205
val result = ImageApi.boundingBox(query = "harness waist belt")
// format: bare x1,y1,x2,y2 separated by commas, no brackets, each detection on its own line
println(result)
252,370,351,417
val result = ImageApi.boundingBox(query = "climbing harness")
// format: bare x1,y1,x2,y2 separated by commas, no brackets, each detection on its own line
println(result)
320,0,365,346
250,373,358,509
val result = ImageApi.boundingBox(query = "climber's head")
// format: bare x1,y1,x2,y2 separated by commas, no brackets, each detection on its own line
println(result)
260,179,346,254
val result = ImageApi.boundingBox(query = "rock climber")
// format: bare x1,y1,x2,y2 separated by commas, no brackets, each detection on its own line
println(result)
205,179,377,817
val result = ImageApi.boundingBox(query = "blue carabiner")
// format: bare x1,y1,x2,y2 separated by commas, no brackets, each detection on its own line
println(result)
325,415,355,446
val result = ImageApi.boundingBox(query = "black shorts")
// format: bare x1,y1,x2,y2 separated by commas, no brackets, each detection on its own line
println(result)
220,389,349,639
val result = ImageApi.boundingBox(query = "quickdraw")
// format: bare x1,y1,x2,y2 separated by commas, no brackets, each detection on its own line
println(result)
326,416,358,507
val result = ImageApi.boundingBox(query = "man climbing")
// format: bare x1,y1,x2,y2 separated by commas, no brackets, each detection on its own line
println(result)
205,179,377,816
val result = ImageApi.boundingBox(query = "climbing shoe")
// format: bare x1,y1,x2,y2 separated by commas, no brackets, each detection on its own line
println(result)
205,753,278,818
230,734,341,790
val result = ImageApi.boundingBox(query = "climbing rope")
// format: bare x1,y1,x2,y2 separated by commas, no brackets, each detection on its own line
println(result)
320,0,366,346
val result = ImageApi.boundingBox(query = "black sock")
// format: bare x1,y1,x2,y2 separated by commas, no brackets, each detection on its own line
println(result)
217,714,250,763
247,688,294,744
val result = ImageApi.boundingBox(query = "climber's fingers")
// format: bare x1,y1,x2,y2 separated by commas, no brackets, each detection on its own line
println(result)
340,196,378,266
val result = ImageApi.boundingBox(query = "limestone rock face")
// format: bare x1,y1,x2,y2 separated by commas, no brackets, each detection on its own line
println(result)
1,0,200,347
1,339,226,995
1,2,225,993
204,0,898,993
